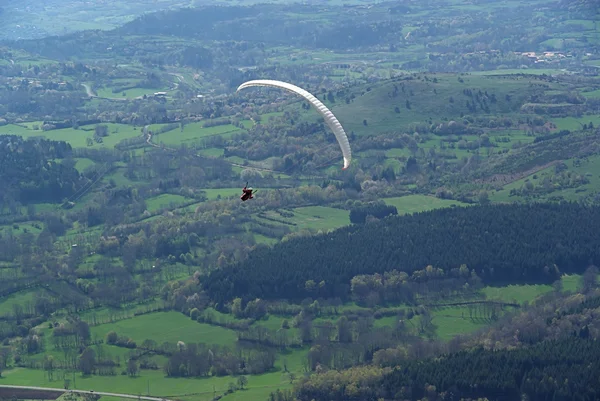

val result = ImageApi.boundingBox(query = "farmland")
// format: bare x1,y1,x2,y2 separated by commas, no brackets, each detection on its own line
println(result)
0,0,599,400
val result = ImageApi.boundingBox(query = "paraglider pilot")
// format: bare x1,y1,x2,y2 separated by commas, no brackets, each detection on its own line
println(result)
240,182,255,201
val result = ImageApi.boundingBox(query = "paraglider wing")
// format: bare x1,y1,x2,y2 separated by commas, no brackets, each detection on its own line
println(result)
236,79,352,170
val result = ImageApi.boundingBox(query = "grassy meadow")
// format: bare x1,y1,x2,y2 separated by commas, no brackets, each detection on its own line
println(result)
0,272,585,401
0,123,143,149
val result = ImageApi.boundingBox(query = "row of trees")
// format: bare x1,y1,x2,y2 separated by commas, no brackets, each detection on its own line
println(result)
164,342,275,377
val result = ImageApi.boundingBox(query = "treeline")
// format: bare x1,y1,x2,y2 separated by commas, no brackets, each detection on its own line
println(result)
204,203,600,304
349,202,397,224
164,342,276,377
0,136,83,204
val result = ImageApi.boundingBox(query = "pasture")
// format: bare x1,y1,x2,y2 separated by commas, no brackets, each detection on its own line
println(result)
0,273,587,400
383,195,470,215
89,311,238,347
152,123,242,147
253,205,350,233
146,194,194,213
0,123,144,149
0,289,47,316
490,154,600,203
0,366,298,401
550,116,600,131
329,74,543,135
202,188,241,200
290,206,350,230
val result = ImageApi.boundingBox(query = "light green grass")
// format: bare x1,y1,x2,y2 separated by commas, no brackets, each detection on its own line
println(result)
561,274,581,292
145,194,192,213
0,366,293,401
255,315,287,332
197,148,225,157
1,345,308,401
253,234,278,245
203,188,241,200
0,289,48,316
0,123,143,149
470,68,568,76
103,169,136,187
329,74,538,135
0,221,44,236
90,311,238,346
383,195,470,215
482,284,553,304
78,300,166,325
430,306,489,341
582,89,600,98
153,123,241,146
96,86,164,99
0,124,33,135
433,274,582,340
490,154,600,203
384,147,411,158
253,206,350,234
75,158,96,172
290,206,350,231
373,316,398,328
551,116,600,131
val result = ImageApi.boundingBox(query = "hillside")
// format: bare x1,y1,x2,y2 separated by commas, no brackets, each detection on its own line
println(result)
203,203,600,303
0,0,598,400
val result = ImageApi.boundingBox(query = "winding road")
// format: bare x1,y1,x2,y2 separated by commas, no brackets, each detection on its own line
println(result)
0,384,172,401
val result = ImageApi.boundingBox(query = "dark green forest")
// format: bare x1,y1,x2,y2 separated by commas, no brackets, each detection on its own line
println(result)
381,338,600,401
0,135,82,204
204,203,600,304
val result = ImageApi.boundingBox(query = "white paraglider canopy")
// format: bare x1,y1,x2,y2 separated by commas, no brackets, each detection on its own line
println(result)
236,79,352,170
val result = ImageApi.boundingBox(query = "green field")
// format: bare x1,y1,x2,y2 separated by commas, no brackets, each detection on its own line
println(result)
430,306,489,341
373,273,583,342
202,188,242,200
551,116,600,131
0,365,298,401
90,311,238,346
383,195,470,214
253,205,350,235
0,220,44,237
0,272,588,400
146,194,193,213
0,1,598,400
329,74,539,135
75,158,96,172
96,86,167,100
0,123,143,149
482,273,581,304
290,206,350,230
0,289,45,316
490,154,600,203
153,123,242,146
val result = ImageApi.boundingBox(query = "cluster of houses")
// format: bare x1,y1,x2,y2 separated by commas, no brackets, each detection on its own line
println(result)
518,51,573,64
